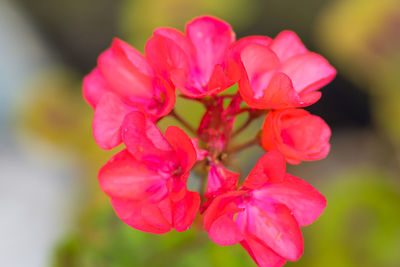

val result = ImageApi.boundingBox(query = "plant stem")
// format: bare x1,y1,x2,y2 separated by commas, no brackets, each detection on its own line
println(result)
229,135,260,154
232,115,253,138
232,108,252,116
170,109,197,135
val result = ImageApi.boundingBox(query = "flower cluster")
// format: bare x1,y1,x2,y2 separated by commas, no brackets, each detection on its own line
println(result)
83,16,336,267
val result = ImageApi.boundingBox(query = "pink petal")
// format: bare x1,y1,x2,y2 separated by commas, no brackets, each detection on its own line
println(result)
121,111,173,162
172,191,201,232
262,109,331,164
166,174,188,202
190,138,208,161
164,126,197,172
281,52,336,95
282,113,331,162
203,191,246,230
253,174,326,226
116,38,154,77
186,16,235,84
153,27,196,64
239,43,280,100
151,76,176,118
298,90,321,106
208,214,244,245
269,30,308,62
82,67,111,108
98,38,154,101
206,64,237,95
206,163,239,198
145,29,192,80
141,197,173,231
111,198,171,234
240,235,286,267
170,68,204,97
229,36,272,62
247,203,303,261
98,150,167,201
243,151,286,190
260,72,304,109
93,92,131,150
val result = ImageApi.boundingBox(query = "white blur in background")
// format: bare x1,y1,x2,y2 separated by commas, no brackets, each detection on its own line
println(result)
0,1,80,266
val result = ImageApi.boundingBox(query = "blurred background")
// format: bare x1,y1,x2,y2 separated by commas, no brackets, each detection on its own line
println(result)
1,0,399,266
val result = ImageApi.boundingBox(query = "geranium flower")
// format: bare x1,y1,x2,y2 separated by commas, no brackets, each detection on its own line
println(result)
145,15,240,98
98,111,200,233
204,151,326,266
83,15,336,267
237,31,336,109
83,38,175,149
262,108,331,164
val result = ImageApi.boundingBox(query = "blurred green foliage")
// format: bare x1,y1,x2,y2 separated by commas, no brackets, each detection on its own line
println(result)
118,0,256,49
317,0,400,149
53,203,256,267
295,169,400,267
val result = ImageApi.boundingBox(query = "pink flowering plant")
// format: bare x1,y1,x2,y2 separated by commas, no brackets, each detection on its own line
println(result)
83,16,336,267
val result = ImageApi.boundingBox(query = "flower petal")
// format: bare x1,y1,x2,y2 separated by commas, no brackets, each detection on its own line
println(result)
98,38,154,101
206,162,239,198
190,138,207,161
186,16,235,84
141,197,174,231
281,52,336,96
151,76,176,118
239,43,280,101
82,67,111,108
269,30,308,62
262,109,331,164
111,198,171,234
243,151,286,190
247,203,303,261
121,111,173,162
208,214,244,245
253,174,326,226
145,29,193,80
240,235,287,267
164,126,197,172
206,64,237,95
98,150,167,201
203,190,246,230
172,191,201,232
93,92,131,149
229,36,272,62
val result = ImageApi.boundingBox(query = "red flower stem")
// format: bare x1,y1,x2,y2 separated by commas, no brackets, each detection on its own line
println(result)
170,109,197,135
229,135,260,154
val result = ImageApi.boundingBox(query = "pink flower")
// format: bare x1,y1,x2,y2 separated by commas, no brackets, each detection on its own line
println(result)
145,16,240,98
84,15,333,266
262,109,331,164
203,151,326,267
98,111,200,233
237,31,336,109
83,38,175,149
205,162,239,198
